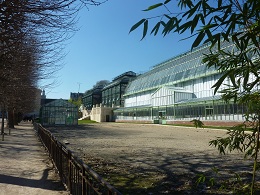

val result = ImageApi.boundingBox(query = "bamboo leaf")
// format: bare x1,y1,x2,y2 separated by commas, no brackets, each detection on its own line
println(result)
164,0,171,4
212,70,231,94
191,15,199,34
160,21,166,27
209,178,215,186
243,68,249,89
129,19,146,33
218,0,222,7
162,18,175,35
141,19,148,40
151,22,160,36
164,14,172,20
192,31,205,49
143,3,163,11
179,21,193,34
232,35,241,48
202,23,218,30
229,71,238,88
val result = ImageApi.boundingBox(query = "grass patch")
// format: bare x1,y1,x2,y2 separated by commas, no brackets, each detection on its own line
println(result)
78,119,97,124
107,173,167,195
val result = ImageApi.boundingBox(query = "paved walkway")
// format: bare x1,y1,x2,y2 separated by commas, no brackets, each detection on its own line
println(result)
0,122,68,195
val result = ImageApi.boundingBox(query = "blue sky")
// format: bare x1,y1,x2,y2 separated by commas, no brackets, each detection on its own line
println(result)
43,0,194,99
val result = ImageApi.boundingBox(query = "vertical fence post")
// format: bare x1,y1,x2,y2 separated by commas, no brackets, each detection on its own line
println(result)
82,165,86,195
50,136,53,159
34,124,121,195
68,150,72,194
53,139,57,166
59,143,63,179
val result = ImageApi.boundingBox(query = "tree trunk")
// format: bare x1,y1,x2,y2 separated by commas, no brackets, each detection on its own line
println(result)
8,109,14,129
1,110,4,134
14,112,18,125
1,110,4,141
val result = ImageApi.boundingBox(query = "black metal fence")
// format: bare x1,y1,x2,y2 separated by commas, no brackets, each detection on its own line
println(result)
33,123,121,195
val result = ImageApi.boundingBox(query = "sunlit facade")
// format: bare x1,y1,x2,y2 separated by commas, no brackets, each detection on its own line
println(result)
114,42,247,123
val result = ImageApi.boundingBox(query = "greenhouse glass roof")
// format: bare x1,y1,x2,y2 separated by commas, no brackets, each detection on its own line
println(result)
43,99,77,108
175,95,222,104
125,42,234,96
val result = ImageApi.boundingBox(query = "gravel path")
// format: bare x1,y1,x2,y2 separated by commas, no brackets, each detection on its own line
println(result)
0,122,68,195
49,123,253,194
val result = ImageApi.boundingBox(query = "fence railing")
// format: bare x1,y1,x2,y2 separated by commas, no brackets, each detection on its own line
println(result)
34,123,122,195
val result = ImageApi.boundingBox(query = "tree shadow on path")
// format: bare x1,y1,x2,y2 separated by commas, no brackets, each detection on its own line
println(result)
0,168,65,191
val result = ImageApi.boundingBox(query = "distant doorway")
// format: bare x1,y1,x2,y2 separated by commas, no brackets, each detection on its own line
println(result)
106,115,110,122
205,108,213,120
55,112,66,125
158,111,166,119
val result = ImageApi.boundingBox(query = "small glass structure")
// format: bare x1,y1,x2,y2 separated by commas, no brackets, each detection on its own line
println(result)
40,99,78,126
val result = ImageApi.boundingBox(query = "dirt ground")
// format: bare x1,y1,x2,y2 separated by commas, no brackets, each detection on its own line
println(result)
49,123,255,194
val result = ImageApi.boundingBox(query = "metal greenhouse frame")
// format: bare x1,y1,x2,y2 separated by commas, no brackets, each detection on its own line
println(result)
40,99,78,126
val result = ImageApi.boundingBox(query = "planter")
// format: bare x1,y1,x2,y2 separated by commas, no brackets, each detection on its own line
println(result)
153,119,159,124
161,119,167,125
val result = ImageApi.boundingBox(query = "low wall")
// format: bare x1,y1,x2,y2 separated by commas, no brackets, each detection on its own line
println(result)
115,119,152,124
166,120,243,127
115,119,243,127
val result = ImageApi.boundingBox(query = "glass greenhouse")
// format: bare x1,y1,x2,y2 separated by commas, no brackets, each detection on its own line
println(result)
40,99,78,126
114,41,248,123
125,42,234,96
114,97,247,122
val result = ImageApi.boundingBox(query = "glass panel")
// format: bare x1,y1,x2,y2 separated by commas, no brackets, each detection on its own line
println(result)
125,42,234,95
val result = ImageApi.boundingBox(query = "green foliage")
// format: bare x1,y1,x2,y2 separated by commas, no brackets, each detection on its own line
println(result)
68,98,82,108
131,0,260,96
196,167,251,194
196,173,206,186
209,124,257,158
132,0,260,47
190,119,204,128
208,93,260,195
142,3,163,11
132,1,260,194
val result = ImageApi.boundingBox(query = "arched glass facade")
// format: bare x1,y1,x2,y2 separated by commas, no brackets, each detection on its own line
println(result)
114,42,246,123
125,41,236,96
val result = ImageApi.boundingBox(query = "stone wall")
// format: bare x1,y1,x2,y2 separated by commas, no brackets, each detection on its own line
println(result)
91,104,113,122
166,120,243,127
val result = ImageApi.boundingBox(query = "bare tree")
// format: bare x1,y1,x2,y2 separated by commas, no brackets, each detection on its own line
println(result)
93,80,110,89
0,0,106,135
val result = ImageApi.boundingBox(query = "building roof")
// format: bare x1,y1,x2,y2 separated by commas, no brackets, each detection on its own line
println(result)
102,71,137,90
175,95,222,104
124,41,234,96
112,71,136,81
42,99,77,108
41,98,57,106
